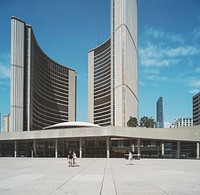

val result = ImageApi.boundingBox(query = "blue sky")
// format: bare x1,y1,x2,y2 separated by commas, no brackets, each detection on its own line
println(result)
0,0,200,130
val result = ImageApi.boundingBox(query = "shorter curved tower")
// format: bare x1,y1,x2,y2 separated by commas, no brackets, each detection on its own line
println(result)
10,17,76,132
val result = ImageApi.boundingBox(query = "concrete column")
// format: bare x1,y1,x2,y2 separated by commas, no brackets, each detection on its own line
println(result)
62,141,65,157
161,143,165,156
55,138,58,158
132,144,135,153
14,140,17,158
137,138,141,155
197,142,199,160
79,138,82,158
44,141,46,157
0,142,1,156
31,150,34,158
177,141,181,159
33,139,36,157
106,137,110,158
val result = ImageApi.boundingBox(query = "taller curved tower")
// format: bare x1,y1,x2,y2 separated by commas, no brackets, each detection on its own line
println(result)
88,0,138,127
10,17,76,132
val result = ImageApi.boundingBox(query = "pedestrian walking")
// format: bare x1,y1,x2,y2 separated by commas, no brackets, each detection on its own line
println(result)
126,151,133,165
73,151,77,166
68,151,73,167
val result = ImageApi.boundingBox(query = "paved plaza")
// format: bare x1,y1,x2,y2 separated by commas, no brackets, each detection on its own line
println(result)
0,158,200,194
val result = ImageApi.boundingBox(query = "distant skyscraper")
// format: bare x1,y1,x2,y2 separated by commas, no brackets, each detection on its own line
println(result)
193,92,200,126
156,97,164,128
88,0,138,126
10,17,76,132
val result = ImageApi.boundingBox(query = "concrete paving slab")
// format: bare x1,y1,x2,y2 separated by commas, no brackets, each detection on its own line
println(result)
0,158,199,194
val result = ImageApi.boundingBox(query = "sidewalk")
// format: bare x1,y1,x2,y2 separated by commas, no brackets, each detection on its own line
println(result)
0,158,200,194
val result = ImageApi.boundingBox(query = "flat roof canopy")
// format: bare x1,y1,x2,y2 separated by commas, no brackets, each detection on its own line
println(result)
0,126,200,142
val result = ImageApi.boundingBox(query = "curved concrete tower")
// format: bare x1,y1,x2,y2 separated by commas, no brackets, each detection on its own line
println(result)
88,0,138,127
10,17,76,132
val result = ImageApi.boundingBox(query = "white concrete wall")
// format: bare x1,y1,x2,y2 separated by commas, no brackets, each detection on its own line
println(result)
10,18,25,132
88,51,94,123
68,69,76,121
27,27,31,131
111,0,138,126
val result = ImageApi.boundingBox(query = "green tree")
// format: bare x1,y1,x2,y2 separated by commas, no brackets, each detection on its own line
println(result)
127,116,138,127
139,116,155,128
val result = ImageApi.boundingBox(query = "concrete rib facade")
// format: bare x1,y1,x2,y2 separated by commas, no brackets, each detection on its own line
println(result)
88,39,112,126
10,17,76,132
88,0,138,127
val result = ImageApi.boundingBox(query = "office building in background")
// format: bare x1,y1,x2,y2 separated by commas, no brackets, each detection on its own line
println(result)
88,0,138,126
156,97,164,128
3,114,10,133
10,17,76,132
171,118,193,128
193,92,200,126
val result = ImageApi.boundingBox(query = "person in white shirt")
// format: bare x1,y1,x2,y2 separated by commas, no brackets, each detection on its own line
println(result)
127,151,133,165
73,151,77,166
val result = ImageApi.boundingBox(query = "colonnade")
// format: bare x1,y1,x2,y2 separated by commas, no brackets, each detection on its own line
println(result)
8,138,200,159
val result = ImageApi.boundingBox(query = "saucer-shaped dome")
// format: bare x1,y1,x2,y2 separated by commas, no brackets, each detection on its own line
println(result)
43,121,100,130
